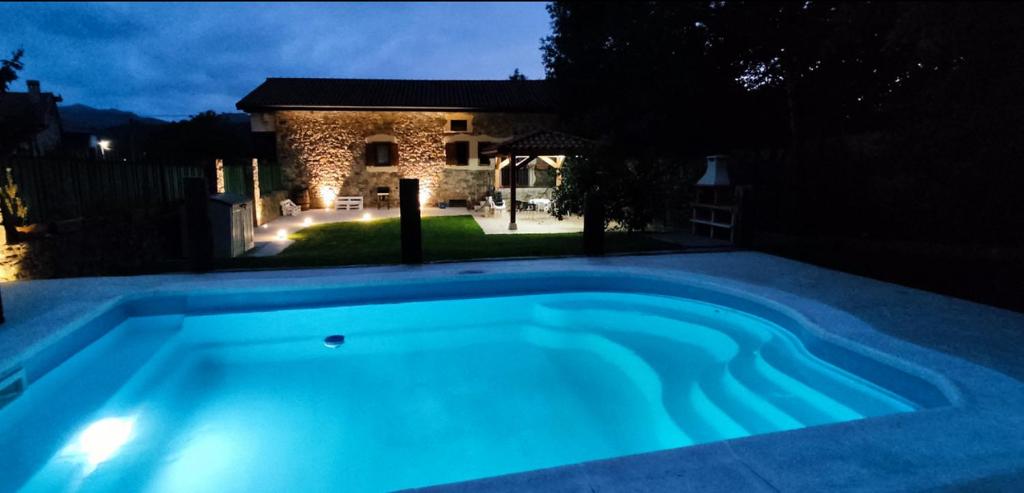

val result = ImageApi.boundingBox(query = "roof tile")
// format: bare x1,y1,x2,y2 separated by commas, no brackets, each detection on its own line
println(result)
236,78,556,112
490,130,598,155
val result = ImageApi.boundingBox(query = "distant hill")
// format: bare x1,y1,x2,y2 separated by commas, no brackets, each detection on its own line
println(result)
59,104,166,132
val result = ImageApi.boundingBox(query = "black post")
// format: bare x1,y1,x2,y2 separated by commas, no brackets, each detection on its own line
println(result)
735,185,753,247
583,189,605,256
184,177,213,272
400,178,422,264
508,155,517,231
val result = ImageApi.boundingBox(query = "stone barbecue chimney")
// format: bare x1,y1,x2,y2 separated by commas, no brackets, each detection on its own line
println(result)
696,155,731,186
26,80,40,100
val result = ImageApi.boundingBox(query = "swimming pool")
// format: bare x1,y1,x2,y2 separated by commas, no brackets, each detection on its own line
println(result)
0,272,950,492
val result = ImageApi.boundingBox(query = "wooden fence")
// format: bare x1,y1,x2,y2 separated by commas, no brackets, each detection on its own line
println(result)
222,158,250,197
221,158,283,196
258,159,284,194
1,157,208,224
1,156,287,225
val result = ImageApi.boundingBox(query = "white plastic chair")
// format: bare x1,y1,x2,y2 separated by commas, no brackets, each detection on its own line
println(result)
487,195,506,217
280,199,301,217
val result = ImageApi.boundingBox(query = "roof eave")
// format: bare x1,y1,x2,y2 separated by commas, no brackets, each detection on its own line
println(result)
489,146,593,156
235,103,554,114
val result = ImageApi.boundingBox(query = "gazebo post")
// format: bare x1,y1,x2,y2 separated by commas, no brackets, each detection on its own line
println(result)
509,154,518,231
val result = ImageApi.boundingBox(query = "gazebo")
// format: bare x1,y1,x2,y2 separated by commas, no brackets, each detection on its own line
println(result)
482,130,597,230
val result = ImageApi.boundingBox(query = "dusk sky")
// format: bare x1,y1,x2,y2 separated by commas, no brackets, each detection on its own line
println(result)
0,2,551,119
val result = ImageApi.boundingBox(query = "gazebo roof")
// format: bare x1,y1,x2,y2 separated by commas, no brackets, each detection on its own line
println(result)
484,130,598,156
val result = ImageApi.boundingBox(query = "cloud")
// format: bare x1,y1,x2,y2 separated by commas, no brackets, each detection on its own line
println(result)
0,2,550,117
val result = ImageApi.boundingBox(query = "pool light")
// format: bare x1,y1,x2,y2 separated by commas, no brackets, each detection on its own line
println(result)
303,217,313,226
360,212,372,221
276,229,287,241
65,416,136,470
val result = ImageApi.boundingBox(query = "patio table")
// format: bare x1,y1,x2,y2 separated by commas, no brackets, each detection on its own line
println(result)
528,198,551,212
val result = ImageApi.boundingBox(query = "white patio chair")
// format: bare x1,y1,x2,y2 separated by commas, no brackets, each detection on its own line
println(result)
487,195,506,217
280,199,301,217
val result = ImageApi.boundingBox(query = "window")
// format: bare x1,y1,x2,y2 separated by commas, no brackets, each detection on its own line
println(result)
366,142,397,167
445,141,470,166
477,142,497,166
449,119,468,132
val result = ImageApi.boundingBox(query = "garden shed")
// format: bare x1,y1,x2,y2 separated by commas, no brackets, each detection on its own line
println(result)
208,192,254,258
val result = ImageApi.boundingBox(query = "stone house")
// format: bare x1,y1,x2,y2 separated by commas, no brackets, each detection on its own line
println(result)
236,78,558,208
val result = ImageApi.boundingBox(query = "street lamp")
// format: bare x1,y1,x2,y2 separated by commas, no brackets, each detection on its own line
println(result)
97,139,111,158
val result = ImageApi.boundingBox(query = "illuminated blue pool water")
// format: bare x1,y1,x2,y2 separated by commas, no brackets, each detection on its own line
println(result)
0,274,946,492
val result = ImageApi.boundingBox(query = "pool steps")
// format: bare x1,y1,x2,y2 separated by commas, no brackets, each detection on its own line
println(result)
523,318,842,445
528,298,914,444
535,295,915,411
521,325,693,447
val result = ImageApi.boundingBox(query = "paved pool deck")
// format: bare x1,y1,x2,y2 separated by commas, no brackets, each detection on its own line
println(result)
2,252,1023,492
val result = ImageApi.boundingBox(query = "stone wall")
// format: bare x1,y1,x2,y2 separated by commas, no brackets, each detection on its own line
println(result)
274,110,555,207
436,169,494,205
0,207,183,280
257,190,289,225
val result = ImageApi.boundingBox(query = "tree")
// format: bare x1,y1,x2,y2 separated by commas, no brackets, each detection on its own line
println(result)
0,168,28,227
508,68,528,81
143,111,252,159
0,48,24,93
1,48,28,156
542,2,752,231
544,1,1024,244
0,47,27,241
0,47,28,241
711,1,1024,241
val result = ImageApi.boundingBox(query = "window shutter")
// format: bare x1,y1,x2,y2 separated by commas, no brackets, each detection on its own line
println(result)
365,143,375,166
445,142,457,165
390,142,399,167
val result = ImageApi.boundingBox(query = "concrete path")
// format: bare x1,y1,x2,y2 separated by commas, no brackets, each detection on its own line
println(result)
473,211,584,235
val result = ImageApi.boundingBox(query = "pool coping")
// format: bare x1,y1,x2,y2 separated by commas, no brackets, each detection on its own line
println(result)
2,252,1023,491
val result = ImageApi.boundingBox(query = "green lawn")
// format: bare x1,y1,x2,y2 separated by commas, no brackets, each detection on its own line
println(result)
226,215,676,269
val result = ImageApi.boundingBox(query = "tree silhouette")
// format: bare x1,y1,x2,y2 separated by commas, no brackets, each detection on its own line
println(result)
0,48,24,93
543,1,1024,243
143,111,252,159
